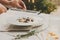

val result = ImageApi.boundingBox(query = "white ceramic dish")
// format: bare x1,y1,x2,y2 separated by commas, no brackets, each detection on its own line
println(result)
7,13,43,26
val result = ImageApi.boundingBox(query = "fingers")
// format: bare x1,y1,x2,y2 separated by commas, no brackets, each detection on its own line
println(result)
0,0,10,5
19,0,26,10
0,0,26,10
16,3,23,9
0,4,7,14
10,0,27,10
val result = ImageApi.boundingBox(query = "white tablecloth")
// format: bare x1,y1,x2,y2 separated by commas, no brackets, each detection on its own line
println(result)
0,10,60,40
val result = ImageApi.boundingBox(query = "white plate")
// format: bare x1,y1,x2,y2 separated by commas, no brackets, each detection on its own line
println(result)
7,13,43,26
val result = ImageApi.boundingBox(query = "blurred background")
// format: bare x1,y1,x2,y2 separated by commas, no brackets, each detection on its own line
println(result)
47,0,60,5
22,0,60,14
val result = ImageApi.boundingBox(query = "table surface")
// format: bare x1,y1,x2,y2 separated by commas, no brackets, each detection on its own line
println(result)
0,8,60,40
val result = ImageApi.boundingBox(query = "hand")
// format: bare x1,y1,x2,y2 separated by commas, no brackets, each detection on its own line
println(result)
0,4,7,14
0,0,10,5
0,0,26,10
10,0,26,10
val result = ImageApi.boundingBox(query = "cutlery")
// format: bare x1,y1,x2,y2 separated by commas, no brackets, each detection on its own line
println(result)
0,25,42,32
8,8,40,13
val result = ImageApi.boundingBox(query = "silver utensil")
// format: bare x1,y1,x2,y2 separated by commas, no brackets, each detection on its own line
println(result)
9,8,40,14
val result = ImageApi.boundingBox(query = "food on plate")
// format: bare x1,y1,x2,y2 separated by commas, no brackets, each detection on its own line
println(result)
46,32,59,40
49,32,59,39
17,17,34,23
